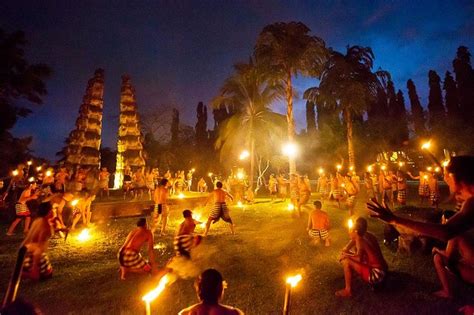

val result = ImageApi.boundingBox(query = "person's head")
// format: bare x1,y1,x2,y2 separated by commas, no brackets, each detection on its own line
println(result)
159,178,169,187
313,200,322,210
37,202,52,218
183,209,192,218
353,217,367,237
137,218,147,228
441,210,456,224
195,269,225,305
216,181,223,189
445,156,474,196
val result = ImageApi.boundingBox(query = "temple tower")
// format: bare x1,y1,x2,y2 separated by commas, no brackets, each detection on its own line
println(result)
114,75,146,188
65,69,105,168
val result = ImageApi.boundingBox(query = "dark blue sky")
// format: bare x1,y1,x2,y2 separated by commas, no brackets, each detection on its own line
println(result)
2,0,473,160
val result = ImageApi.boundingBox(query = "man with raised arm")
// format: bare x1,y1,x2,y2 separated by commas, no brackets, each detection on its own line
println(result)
203,181,235,236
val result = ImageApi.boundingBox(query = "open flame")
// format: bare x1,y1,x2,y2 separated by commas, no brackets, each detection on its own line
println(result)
142,274,170,303
178,193,185,199
77,228,91,242
421,140,432,150
347,219,354,231
287,204,295,211
286,274,302,288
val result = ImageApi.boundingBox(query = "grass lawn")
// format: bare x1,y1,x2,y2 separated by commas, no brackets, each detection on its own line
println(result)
1,188,473,314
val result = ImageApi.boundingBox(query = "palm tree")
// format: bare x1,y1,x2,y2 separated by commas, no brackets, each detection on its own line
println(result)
212,59,285,189
304,46,378,168
254,21,327,173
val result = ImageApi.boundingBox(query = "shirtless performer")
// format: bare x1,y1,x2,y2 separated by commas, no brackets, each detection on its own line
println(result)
268,174,278,202
178,269,244,315
71,192,95,230
277,174,288,201
118,218,155,280
174,209,203,258
343,174,359,216
204,181,235,236
43,192,74,230
428,172,440,208
408,170,430,205
431,210,474,298
153,178,170,235
22,202,54,281
98,167,110,198
336,217,388,297
307,201,330,246
7,182,39,236
297,175,311,216
54,167,69,193
396,171,407,206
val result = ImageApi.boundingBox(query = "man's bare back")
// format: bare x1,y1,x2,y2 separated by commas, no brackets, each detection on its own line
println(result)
357,232,388,270
209,188,232,204
179,303,244,315
154,186,168,204
122,227,153,252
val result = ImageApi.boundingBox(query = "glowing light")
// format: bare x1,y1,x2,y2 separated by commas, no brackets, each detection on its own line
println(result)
435,167,440,173
12,170,19,177
36,166,42,172
423,175,428,180
341,183,345,188
237,201,243,208
28,177,35,183
71,199,79,207
347,219,354,231
208,172,213,177
239,150,250,160
142,274,170,303
336,164,342,171
282,143,298,158
381,165,386,171
286,274,302,288
287,204,295,211
77,228,91,242
421,140,432,150
153,242,167,250
178,193,185,199
442,160,449,167
236,171,244,180
398,162,404,167
191,168,195,172
45,170,52,177
318,168,324,175
349,166,354,171
367,165,373,172
27,160,33,166
427,166,433,172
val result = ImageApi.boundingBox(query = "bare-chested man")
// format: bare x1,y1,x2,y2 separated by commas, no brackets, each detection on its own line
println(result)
71,192,95,230
174,209,203,258
22,202,54,281
343,174,359,216
204,181,235,236
118,218,155,280
396,171,407,205
336,217,388,297
153,178,170,235
98,167,110,198
297,175,311,216
7,182,39,235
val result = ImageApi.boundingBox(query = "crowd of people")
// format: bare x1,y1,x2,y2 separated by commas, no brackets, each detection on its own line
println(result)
2,156,474,314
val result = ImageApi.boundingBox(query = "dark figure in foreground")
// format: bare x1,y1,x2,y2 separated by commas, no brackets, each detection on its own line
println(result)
178,269,244,315
336,217,388,297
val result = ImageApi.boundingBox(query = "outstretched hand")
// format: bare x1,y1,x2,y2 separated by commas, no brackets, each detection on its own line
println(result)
366,198,396,223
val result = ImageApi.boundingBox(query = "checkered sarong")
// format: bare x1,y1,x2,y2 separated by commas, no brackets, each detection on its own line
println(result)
174,234,195,258
397,189,407,205
15,203,31,217
23,252,53,279
118,248,147,269
308,229,329,240
430,191,440,205
209,202,232,223
419,184,429,197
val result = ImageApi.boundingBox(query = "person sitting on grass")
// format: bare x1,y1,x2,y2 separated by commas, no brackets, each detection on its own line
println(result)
22,202,54,281
118,218,155,280
178,269,244,315
431,210,474,298
307,201,330,246
174,209,203,259
203,181,235,236
336,217,388,297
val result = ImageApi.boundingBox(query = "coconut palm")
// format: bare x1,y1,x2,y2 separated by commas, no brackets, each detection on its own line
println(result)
212,59,285,189
304,46,378,168
254,21,327,173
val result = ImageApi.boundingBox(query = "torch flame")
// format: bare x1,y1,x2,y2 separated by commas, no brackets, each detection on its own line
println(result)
12,170,19,177
318,168,324,174
442,160,449,167
348,219,354,231
336,164,342,170
236,172,244,180
381,165,387,171
237,201,243,207
367,165,373,172
208,172,213,177
142,274,170,303
36,166,42,172
45,170,52,177
239,150,250,160
77,228,91,242
178,193,185,199
27,160,33,166
286,274,302,288
421,140,432,150
435,167,440,173
71,199,79,207
287,203,295,211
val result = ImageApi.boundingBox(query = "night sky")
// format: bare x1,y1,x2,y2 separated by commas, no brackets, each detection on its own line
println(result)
2,1,473,160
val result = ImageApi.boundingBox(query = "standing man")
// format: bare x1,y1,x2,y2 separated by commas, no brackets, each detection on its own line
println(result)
153,178,170,236
204,181,235,236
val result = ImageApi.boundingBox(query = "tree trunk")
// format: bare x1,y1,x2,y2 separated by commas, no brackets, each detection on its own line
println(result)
344,108,356,169
249,138,255,189
286,71,296,174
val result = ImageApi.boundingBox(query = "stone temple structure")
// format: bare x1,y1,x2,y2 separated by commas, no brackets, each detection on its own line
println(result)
114,75,146,188
64,69,105,168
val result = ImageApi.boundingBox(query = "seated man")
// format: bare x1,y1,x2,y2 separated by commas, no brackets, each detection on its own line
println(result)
336,217,388,297
432,210,474,298
22,202,54,281
117,218,155,280
178,269,244,315
307,201,330,246
174,209,203,259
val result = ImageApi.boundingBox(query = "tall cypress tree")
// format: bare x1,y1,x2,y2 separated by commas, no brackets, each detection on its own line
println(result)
305,101,316,133
452,46,474,122
406,79,426,137
386,80,398,145
195,102,208,145
395,90,409,143
443,71,460,121
427,70,445,133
